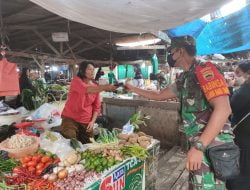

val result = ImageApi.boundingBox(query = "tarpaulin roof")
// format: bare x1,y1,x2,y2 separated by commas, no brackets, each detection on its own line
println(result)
29,0,230,33
167,4,250,55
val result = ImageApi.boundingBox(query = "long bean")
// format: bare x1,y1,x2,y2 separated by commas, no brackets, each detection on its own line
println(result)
0,158,19,175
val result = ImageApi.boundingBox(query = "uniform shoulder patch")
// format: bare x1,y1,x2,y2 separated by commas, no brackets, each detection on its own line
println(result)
195,62,229,101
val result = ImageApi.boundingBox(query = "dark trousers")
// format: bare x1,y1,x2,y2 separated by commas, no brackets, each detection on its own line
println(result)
226,148,250,190
60,116,93,144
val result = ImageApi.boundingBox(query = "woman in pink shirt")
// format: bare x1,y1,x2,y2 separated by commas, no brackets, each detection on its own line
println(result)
61,63,117,144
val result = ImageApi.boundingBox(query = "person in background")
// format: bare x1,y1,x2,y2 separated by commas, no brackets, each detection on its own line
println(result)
16,67,34,107
133,64,144,88
234,66,245,87
125,36,234,189
226,61,250,190
95,66,104,82
61,63,118,144
108,65,117,84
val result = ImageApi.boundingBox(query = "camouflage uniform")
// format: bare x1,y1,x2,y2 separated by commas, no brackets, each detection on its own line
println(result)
170,62,234,190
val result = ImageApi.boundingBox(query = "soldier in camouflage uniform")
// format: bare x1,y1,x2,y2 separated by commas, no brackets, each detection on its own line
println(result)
125,36,234,190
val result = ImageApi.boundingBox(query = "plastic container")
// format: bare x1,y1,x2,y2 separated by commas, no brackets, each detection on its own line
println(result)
0,136,39,159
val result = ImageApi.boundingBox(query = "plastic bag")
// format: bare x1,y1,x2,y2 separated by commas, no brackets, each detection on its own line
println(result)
40,131,74,161
31,103,62,129
0,58,20,96
122,121,134,134
31,103,59,120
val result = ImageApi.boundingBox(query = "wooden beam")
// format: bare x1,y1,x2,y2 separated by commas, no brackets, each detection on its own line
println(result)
62,39,85,55
151,31,171,43
73,34,109,54
6,51,115,65
116,45,166,50
3,3,35,19
9,42,42,58
9,16,62,26
66,42,79,63
32,55,42,69
75,40,108,55
33,29,61,56
5,25,36,30
60,42,63,54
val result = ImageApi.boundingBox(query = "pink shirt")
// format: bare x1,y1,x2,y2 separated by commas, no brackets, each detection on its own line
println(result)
62,76,101,124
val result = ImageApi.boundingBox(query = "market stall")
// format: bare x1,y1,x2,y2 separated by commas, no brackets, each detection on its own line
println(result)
0,109,159,190
102,96,180,148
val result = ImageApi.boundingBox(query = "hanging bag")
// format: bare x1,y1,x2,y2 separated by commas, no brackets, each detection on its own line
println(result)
0,58,20,96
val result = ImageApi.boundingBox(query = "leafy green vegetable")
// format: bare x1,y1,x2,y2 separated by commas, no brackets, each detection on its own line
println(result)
0,158,20,176
96,128,119,144
120,145,149,160
21,89,35,110
129,111,150,132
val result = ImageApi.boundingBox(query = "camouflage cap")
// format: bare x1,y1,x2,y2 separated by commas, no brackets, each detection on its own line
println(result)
168,35,196,51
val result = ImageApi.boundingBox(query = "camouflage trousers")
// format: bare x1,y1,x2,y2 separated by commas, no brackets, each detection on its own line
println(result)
188,133,234,190
188,152,226,190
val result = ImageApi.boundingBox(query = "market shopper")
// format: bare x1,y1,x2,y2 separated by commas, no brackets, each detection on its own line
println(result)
125,36,234,189
226,61,250,190
16,67,34,107
61,63,118,144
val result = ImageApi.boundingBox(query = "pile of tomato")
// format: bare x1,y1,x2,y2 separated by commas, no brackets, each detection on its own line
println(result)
19,154,60,176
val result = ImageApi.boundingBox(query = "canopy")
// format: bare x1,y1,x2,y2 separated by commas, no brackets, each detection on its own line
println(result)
29,0,230,33
167,4,250,55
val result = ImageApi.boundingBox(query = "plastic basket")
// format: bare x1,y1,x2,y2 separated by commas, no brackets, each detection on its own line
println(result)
0,136,39,159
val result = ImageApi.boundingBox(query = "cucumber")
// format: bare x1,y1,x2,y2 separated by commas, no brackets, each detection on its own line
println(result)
70,138,81,150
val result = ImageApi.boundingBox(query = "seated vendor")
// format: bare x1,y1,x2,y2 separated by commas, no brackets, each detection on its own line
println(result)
61,63,118,144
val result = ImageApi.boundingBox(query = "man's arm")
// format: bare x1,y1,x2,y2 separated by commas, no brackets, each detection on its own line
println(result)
126,84,177,101
199,95,232,147
186,95,232,171
87,84,117,93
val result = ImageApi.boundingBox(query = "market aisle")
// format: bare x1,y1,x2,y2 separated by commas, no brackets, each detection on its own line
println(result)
156,146,188,190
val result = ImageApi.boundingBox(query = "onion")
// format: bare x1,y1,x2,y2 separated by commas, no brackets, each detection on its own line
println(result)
48,173,58,182
58,169,68,179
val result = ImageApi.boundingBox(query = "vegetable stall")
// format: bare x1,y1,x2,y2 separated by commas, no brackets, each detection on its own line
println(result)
0,111,159,190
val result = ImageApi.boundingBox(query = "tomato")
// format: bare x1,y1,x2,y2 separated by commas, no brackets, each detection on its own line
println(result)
36,163,44,170
32,154,42,162
44,161,52,169
36,169,43,176
53,158,60,164
41,155,51,163
23,156,32,163
13,167,22,173
28,166,36,173
27,161,36,167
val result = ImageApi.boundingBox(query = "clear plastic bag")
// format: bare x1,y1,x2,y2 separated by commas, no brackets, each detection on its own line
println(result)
31,103,62,129
40,132,74,161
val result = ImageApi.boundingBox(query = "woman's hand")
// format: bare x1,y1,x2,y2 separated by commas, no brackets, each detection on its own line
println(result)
104,84,118,92
186,147,203,171
87,121,95,133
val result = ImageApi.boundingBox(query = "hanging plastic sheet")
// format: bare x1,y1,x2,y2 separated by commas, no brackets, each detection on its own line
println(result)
167,4,250,55
30,0,230,33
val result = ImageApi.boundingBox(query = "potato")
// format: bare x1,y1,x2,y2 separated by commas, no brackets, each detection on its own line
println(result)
118,133,130,140
119,140,127,145
139,140,151,148
128,137,138,144
129,133,139,139
125,142,131,146
138,136,151,143
137,132,146,136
